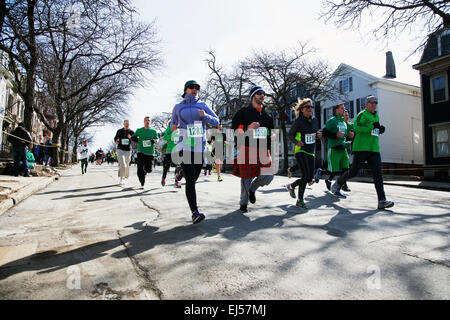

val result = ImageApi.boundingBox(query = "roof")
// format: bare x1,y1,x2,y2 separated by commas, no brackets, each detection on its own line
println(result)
414,28,450,68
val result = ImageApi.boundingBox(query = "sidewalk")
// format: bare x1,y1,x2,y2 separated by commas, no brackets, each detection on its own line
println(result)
0,170,61,216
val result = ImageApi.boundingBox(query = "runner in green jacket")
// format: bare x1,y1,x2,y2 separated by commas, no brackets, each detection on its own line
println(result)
332,95,394,210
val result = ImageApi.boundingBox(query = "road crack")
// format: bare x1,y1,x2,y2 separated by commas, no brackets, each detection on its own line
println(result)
116,230,163,300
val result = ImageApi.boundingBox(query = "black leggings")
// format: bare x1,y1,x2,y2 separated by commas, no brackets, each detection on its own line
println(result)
181,152,203,213
162,153,172,180
291,152,315,200
81,158,88,173
137,152,154,186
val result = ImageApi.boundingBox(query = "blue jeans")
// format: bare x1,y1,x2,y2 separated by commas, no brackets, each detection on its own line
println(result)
13,146,29,177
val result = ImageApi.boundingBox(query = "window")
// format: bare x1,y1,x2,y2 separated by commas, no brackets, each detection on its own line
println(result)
434,126,449,158
323,107,333,124
431,74,448,103
356,97,366,114
339,77,353,93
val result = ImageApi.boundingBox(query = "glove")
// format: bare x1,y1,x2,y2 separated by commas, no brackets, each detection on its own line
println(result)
372,122,380,129
379,126,385,134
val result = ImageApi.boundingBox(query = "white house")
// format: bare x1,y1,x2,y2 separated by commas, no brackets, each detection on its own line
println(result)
320,63,423,167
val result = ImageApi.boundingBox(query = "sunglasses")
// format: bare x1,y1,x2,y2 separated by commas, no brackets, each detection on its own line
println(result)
188,84,200,90
303,105,313,109
368,101,378,104
255,91,265,96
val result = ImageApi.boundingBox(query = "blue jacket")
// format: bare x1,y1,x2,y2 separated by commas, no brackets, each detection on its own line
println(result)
170,94,219,153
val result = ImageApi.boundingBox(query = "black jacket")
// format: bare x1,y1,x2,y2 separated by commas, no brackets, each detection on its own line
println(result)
232,105,274,151
114,128,135,151
8,126,32,148
288,114,319,155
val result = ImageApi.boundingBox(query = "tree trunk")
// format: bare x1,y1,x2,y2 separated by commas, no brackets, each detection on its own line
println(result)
51,128,61,167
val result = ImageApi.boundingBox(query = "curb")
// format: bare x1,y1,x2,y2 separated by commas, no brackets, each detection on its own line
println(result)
0,175,59,216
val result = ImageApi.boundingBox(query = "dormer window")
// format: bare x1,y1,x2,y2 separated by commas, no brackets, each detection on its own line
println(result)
339,77,353,93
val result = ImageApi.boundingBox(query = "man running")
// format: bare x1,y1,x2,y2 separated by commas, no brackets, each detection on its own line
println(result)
114,120,134,185
232,86,275,213
332,95,394,210
321,104,354,198
211,124,226,182
170,80,219,224
131,117,158,189
78,140,89,175
284,98,322,209
161,119,182,188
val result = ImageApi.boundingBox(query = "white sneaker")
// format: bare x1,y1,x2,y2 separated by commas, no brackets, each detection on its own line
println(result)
119,178,124,185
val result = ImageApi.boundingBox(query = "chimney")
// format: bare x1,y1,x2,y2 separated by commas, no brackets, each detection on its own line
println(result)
384,51,396,79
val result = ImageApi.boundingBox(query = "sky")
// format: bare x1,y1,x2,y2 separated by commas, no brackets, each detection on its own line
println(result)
89,0,423,152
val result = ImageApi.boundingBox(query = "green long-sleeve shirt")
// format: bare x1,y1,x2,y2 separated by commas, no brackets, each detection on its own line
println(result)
324,115,348,149
353,109,380,152
132,127,158,155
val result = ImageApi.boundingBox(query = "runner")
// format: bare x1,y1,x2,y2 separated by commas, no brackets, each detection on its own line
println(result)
210,124,226,182
131,116,159,189
77,140,89,175
232,86,275,213
320,103,354,198
332,95,394,209
284,98,322,209
170,80,219,224
161,119,182,188
204,140,213,176
114,120,134,185
95,148,104,165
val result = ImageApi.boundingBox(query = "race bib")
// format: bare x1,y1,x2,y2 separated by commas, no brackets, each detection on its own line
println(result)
253,127,267,139
143,140,152,147
171,131,180,142
187,121,204,138
305,133,316,144
338,123,347,133
121,139,129,145
371,129,379,137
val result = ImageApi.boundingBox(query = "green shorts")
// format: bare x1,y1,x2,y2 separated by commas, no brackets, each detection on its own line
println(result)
327,148,349,173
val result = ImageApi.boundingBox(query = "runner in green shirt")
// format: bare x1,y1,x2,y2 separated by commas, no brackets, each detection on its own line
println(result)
131,116,158,189
332,95,394,210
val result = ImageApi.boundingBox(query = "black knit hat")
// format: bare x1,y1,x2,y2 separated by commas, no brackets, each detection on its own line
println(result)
182,80,200,98
249,86,264,100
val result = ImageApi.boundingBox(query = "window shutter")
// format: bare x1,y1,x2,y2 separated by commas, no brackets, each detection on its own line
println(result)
350,101,354,118
349,77,353,92
323,109,327,125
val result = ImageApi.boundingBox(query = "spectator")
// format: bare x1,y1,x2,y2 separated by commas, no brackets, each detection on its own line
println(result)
44,137,53,166
7,122,32,177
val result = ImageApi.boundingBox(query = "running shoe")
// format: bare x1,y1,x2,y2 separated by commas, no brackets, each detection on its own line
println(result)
285,184,296,199
249,190,256,204
331,180,339,194
333,190,347,199
296,200,309,209
314,168,322,183
325,179,331,191
378,200,394,210
218,176,223,182
175,181,181,188
161,179,165,186
342,184,351,192
240,205,248,213
192,210,205,224
119,178,124,185
308,181,314,186
287,167,292,179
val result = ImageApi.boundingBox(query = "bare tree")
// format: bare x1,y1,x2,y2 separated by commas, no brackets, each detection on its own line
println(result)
204,50,248,123
240,43,341,171
151,112,172,135
320,0,450,56
33,0,162,165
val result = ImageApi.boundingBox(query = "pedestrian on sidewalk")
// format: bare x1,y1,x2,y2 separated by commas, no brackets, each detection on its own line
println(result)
210,124,226,182
332,95,394,210
232,86,275,213
43,137,53,167
7,122,32,177
131,116,158,189
77,140,90,175
284,98,322,209
170,80,219,224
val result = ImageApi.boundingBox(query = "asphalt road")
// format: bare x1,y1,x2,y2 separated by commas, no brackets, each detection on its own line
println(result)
0,164,449,300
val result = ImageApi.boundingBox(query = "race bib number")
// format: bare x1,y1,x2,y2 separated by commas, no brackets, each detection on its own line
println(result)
121,139,129,145
143,140,152,148
171,131,180,142
253,127,267,139
187,121,204,138
338,123,346,133
371,129,379,137
305,133,316,144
